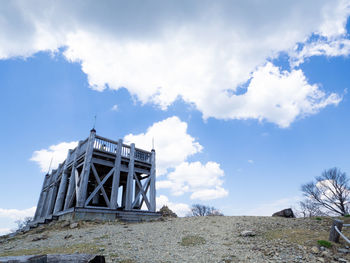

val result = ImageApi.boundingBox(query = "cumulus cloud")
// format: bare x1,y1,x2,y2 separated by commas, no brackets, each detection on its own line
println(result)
158,161,228,200
125,116,228,200
30,141,78,172
0,207,36,220
124,116,202,175
0,206,36,236
156,195,191,217
0,0,348,127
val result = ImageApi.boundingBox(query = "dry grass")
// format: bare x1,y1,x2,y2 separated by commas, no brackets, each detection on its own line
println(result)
180,235,206,246
265,228,329,246
0,242,103,257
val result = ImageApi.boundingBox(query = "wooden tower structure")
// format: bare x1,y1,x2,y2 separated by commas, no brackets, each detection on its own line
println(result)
32,129,158,223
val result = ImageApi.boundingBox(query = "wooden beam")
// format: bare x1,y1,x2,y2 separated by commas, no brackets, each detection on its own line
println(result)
125,143,135,210
110,139,123,209
53,150,72,214
46,164,63,216
64,141,82,210
84,164,114,206
77,129,96,207
132,176,151,209
34,173,50,220
150,149,156,212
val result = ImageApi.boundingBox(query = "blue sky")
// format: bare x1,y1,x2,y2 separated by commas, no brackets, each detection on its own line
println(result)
1,0,350,234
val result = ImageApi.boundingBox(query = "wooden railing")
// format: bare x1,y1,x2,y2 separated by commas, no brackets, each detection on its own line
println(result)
94,135,151,163
65,135,151,165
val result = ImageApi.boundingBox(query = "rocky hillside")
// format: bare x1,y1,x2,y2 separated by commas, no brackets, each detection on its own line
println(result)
1,216,350,262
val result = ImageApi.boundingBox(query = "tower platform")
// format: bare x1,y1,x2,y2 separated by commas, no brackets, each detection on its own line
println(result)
32,129,160,223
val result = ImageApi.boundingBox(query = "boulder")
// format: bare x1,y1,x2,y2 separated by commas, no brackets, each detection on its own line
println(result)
159,205,177,218
272,208,295,218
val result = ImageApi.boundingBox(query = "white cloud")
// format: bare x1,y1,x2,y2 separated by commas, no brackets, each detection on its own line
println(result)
0,206,36,220
30,141,78,172
126,117,228,200
124,116,202,175
0,206,36,236
158,161,228,200
111,104,119,111
0,228,11,236
156,195,191,217
0,1,348,127
248,160,254,164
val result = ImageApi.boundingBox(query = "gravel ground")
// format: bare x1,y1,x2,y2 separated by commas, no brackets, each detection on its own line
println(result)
1,216,350,262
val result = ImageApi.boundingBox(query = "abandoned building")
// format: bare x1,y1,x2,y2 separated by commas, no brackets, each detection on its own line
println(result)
32,129,159,223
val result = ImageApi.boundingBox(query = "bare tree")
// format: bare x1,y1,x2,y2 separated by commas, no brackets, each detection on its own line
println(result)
14,216,33,232
298,199,325,217
188,204,223,217
301,168,350,216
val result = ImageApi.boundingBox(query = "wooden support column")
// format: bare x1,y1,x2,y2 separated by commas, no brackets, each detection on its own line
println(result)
34,173,50,220
46,166,63,217
77,129,96,207
134,177,141,209
53,150,72,214
40,173,54,218
121,184,126,208
110,139,123,209
125,143,135,210
64,141,82,210
150,149,156,212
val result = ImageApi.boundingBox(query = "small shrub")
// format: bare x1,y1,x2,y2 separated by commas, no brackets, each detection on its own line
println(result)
317,240,332,248
315,217,322,221
180,235,206,246
344,214,350,218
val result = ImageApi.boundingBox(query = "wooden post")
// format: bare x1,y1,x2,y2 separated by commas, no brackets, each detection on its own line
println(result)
77,129,96,207
150,149,156,212
46,165,63,216
125,143,135,210
64,141,82,210
110,139,122,209
40,173,54,218
134,177,141,209
121,184,126,208
34,173,50,220
53,150,72,214
329,219,343,243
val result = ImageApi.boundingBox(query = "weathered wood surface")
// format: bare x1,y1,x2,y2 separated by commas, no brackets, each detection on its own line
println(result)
110,139,123,209
329,219,343,243
53,150,72,214
125,143,135,210
150,149,156,212
77,129,96,207
0,254,105,263
64,141,82,210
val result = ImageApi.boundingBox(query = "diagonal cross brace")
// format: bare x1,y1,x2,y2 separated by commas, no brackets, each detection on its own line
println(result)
132,174,151,210
84,163,113,207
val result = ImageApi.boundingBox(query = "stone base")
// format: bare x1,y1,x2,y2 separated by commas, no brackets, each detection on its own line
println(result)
33,207,161,225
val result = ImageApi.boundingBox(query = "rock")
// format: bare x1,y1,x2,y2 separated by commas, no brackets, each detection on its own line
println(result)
32,234,48,241
317,257,325,262
311,246,320,254
69,222,79,229
338,258,348,263
240,230,256,237
61,221,70,228
272,208,295,218
64,234,72,239
338,248,350,254
159,205,177,218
